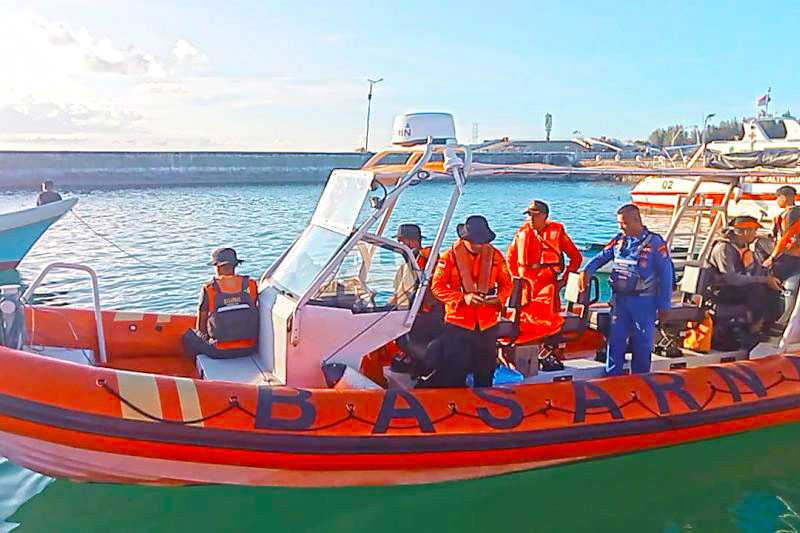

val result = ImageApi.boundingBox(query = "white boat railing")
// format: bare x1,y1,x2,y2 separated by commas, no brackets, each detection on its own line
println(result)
22,262,108,364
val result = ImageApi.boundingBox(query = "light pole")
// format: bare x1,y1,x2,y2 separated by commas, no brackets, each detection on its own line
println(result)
702,113,716,145
364,78,383,152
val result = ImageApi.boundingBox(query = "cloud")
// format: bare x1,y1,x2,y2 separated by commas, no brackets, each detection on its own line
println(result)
173,39,208,65
0,100,143,134
31,16,204,79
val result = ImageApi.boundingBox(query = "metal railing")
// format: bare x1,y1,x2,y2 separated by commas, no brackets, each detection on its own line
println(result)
22,262,108,364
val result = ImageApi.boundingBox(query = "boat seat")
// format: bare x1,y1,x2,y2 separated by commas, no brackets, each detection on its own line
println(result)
560,310,584,334
541,273,598,346
196,354,282,385
659,302,706,324
25,345,96,366
589,307,611,335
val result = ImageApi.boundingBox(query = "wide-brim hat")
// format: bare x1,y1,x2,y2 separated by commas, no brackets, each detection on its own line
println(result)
210,247,244,266
461,215,496,244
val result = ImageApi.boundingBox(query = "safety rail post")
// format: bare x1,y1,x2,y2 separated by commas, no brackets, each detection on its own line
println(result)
21,262,108,364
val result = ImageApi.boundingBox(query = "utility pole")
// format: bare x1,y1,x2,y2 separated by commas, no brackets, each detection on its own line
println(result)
472,122,479,144
364,78,383,152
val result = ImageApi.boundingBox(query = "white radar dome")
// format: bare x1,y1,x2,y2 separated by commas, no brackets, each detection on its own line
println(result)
391,113,457,146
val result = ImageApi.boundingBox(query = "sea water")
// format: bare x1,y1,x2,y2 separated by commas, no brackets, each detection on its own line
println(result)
0,178,794,532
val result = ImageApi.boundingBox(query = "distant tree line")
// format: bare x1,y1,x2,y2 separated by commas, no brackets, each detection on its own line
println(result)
647,118,743,147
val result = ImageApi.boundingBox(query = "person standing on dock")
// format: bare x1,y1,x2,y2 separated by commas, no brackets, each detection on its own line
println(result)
428,215,512,387
182,248,260,359
579,204,674,376
36,180,62,206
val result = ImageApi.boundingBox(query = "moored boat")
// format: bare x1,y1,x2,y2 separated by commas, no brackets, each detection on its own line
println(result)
0,198,77,269
0,114,799,488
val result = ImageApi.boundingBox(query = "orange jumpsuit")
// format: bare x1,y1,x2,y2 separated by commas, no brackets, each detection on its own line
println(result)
507,220,582,344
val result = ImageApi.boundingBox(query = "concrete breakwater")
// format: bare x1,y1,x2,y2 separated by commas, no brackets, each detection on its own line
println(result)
0,150,603,187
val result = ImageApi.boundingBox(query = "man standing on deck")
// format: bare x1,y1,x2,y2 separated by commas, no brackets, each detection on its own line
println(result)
507,200,582,360
426,215,512,387
579,204,674,376
182,248,259,359
508,200,583,313
36,180,62,206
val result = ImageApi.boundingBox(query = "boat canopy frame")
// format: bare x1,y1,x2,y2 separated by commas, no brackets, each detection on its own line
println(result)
264,139,470,329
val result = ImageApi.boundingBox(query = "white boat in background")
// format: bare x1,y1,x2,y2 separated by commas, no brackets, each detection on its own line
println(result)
630,173,800,220
707,116,800,154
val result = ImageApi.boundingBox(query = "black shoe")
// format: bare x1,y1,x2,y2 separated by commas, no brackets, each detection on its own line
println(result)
390,354,414,374
539,353,565,372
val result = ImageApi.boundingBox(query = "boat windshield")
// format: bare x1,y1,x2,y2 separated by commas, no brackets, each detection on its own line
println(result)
270,225,347,296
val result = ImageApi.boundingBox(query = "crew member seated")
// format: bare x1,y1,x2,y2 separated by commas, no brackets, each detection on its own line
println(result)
707,216,783,341
36,180,62,206
391,224,444,371
764,186,800,281
507,199,581,354
424,215,512,388
182,247,259,359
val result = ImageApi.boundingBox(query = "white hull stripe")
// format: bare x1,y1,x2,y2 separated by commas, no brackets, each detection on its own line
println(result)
115,371,162,422
174,378,204,427
114,312,145,322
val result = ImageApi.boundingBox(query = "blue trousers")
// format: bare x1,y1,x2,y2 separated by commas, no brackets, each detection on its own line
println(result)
606,294,658,376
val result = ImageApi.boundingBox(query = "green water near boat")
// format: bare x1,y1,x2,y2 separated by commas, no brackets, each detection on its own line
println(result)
0,177,788,531
5,424,800,531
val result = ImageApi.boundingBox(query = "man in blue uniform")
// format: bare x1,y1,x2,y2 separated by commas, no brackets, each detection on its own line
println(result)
579,204,674,375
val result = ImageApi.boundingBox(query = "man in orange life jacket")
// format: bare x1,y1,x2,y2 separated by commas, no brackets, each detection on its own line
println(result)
427,215,512,387
764,186,800,281
182,247,260,359
508,200,583,314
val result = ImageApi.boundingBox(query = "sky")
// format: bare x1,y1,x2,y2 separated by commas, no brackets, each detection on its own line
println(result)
1,0,798,152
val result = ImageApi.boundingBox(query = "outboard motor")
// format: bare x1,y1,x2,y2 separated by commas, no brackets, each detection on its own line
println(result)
0,285,25,350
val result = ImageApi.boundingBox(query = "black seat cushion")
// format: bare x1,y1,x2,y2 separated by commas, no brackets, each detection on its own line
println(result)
494,318,520,340
561,311,584,334
659,303,705,325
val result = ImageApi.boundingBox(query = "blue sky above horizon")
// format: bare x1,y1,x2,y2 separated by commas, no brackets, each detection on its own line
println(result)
1,0,797,151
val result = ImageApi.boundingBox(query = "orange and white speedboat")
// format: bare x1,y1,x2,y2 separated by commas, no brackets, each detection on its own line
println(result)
1,113,800,488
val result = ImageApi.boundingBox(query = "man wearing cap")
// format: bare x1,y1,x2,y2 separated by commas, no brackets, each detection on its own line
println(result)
389,224,446,373
579,204,674,376
428,215,512,387
182,247,260,359
36,180,62,206
508,200,582,349
708,216,783,335
764,186,800,281
392,224,433,307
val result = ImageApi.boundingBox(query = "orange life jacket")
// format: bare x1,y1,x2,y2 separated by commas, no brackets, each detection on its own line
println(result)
514,221,567,275
432,240,512,331
774,208,800,255
206,275,259,351
417,246,439,313
453,240,494,294
418,246,432,269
